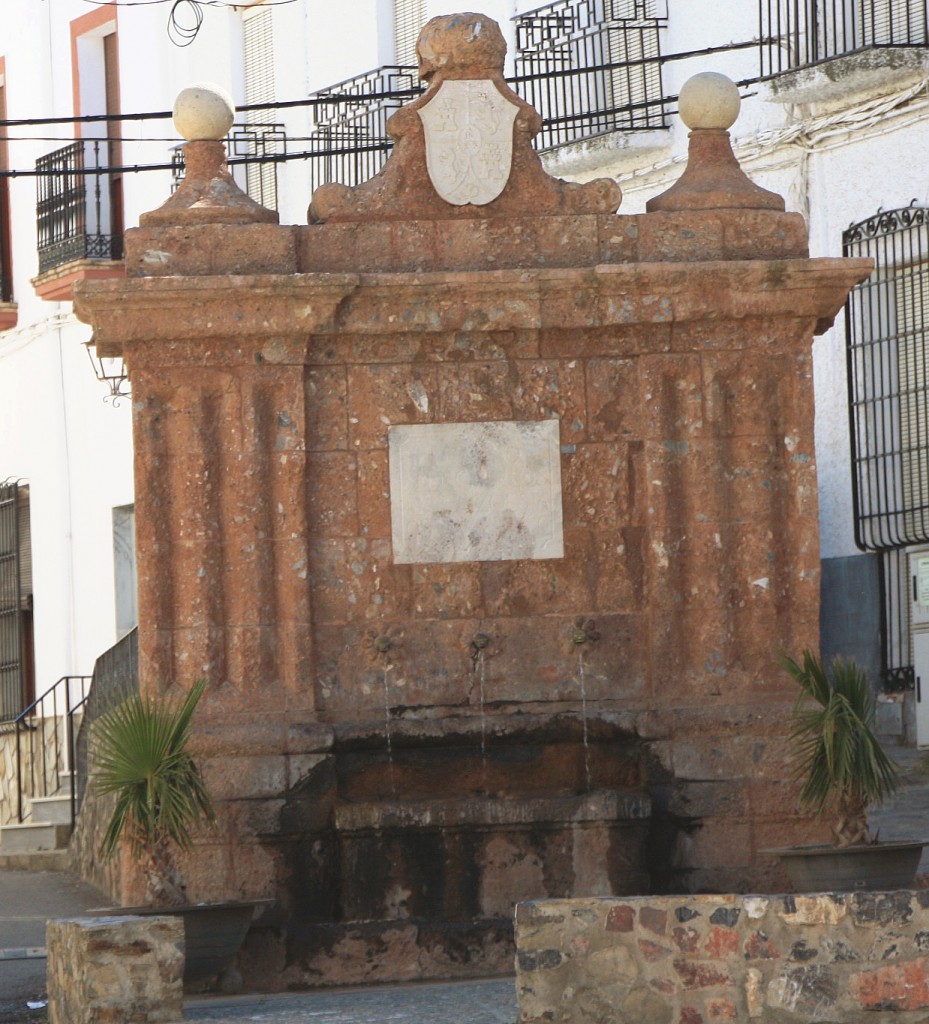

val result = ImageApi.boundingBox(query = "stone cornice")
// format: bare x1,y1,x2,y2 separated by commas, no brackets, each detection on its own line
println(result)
75,257,872,360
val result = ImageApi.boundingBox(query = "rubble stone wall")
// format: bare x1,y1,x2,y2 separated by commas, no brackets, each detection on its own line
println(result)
516,891,929,1023
47,915,183,1024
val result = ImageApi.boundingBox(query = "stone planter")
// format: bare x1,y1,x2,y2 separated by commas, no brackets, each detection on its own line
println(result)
765,840,927,892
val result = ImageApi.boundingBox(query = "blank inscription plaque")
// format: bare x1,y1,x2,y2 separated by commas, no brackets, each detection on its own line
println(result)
388,420,564,565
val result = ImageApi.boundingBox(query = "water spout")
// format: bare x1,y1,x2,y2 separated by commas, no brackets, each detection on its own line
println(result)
572,618,598,793
471,632,492,794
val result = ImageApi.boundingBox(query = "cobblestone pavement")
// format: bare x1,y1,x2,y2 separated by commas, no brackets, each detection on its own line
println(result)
185,978,519,1024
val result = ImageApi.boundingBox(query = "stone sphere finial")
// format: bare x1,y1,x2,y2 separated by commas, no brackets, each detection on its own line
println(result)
678,72,740,131
173,82,235,141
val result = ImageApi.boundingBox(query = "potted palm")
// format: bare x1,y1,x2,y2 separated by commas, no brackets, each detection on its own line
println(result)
89,679,268,986
766,651,925,891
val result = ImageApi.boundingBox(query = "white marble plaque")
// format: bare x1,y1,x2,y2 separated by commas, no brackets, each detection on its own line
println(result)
389,420,564,564
418,79,518,206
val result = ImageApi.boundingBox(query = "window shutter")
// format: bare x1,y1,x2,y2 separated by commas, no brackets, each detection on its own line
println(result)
241,6,279,210
394,0,426,67
0,481,32,720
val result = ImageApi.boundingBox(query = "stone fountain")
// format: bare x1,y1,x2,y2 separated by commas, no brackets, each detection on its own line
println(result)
72,14,870,989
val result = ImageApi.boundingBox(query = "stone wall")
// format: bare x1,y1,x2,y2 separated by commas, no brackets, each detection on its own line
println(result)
47,914,183,1024
0,715,72,828
516,891,929,1023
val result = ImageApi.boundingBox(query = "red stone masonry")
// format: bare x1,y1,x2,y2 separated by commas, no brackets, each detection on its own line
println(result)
72,12,871,985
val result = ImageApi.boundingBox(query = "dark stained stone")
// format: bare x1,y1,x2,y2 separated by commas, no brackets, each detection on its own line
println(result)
709,907,740,928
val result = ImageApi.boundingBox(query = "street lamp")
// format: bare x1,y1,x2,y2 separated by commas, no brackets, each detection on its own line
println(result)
84,336,130,405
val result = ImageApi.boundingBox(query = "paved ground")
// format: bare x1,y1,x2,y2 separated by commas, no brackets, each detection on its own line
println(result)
185,979,519,1024
0,869,107,1023
1,742,927,1023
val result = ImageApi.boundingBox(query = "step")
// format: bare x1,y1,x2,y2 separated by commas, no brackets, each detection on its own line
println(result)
0,821,71,854
0,849,71,872
28,793,73,825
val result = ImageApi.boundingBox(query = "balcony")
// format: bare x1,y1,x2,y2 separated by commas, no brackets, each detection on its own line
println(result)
760,0,929,104
32,140,124,302
306,67,420,194
513,0,668,152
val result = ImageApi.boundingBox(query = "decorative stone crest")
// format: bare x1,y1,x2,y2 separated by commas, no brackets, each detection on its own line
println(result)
308,12,621,222
419,79,518,206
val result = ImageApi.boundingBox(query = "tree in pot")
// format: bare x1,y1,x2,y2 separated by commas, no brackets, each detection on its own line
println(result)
92,677,215,906
785,650,899,847
89,679,266,986
770,651,921,891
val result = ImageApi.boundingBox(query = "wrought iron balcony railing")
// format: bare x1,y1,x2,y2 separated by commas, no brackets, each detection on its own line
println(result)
171,122,287,212
759,0,929,78
514,0,668,150
307,67,420,194
35,140,123,275
303,15,670,194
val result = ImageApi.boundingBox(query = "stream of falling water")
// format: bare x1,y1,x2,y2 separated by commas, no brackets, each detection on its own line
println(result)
382,664,398,799
476,648,488,794
578,647,592,793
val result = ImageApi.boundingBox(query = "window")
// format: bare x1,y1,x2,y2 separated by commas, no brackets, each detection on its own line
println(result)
845,204,929,552
513,0,667,150
846,205,929,692
112,504,137,639
34,10,123,288
394,0,427,66
239,4,283,211
0,481,34,721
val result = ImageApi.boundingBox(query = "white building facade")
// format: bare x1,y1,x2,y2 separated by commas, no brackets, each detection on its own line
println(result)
1,0,927,740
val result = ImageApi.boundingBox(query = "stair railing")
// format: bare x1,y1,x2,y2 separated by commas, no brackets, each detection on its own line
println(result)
14,675,92,825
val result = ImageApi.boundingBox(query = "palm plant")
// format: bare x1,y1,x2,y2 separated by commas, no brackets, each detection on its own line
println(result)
91,678,215,906
783,651,899,848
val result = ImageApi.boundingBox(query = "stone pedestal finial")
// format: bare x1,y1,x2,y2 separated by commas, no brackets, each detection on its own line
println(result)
141,82,278,226
647,72,783,213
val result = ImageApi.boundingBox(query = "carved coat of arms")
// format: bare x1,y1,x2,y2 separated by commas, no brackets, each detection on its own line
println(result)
418,80,519,206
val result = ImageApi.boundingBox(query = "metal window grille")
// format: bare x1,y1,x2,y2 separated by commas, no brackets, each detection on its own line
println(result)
307,66,420,194
35,141,123,274
759,0,929,77
0,481,32,722
242,6,280,211
394,0,427,67
845,204,929,554
514,0,668,151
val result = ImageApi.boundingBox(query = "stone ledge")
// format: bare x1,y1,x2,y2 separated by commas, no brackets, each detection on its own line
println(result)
334,790,651,831
74,257,872,356
766,47,929,110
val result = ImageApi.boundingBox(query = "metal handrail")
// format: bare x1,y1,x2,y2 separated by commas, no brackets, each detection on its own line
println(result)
13,675,92,826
